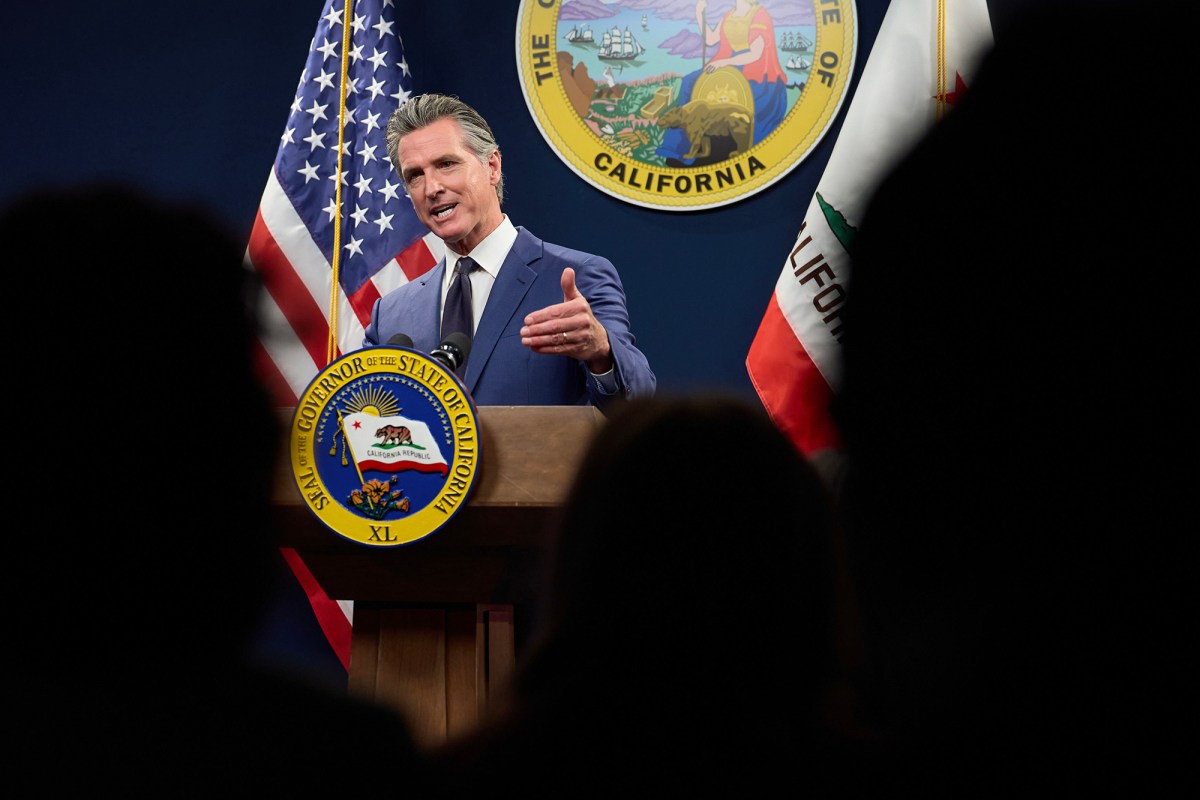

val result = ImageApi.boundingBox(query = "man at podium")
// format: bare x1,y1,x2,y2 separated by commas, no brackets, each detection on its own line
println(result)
362,93,655,409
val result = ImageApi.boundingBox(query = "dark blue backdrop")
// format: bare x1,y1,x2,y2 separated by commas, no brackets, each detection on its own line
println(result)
12,1,891,403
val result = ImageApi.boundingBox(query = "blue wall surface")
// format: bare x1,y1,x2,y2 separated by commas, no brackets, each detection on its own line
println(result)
11,1,890,403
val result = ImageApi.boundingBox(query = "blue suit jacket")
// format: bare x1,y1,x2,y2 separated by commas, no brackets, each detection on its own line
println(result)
362,227,655,409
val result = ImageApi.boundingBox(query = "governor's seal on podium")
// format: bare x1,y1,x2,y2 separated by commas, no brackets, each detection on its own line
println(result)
288,344,481,547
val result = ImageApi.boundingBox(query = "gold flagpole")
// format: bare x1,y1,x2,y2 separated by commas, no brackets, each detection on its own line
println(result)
327,0,356,365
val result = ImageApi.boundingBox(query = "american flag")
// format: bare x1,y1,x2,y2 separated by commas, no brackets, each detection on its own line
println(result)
247,0,442,408
246,0,442,670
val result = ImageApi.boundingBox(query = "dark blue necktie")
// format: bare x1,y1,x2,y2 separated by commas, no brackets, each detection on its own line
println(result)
441,256,476,362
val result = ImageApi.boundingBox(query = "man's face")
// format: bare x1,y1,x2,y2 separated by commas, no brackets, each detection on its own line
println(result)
397,117,502,255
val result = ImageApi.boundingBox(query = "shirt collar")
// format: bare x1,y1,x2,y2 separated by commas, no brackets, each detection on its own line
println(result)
448,215,516,283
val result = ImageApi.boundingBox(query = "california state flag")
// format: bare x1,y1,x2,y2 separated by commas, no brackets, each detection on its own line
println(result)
342,411,450,475
745,0,993,456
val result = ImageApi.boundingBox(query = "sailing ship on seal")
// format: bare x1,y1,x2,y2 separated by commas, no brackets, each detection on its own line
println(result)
565,24,594,43
779,31,812,52
598,26,644,60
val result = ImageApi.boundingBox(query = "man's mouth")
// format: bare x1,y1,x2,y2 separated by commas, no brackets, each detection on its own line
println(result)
431,203,454,220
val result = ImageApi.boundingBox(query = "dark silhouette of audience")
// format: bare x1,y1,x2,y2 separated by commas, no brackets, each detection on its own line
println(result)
13,3,1190,792
832,1,1191,791
7,183,430,794
422,393,849,796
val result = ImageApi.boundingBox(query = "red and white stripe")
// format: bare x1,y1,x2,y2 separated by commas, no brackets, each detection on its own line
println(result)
246,168,441,406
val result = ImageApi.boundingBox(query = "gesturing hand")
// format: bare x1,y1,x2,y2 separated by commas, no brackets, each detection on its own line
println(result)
520,267,613,374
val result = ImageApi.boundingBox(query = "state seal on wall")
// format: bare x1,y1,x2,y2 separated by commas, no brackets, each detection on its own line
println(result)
516,0,858,211
288,344,481,547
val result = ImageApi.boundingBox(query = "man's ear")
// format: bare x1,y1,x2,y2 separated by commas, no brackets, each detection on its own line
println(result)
488,149,502,183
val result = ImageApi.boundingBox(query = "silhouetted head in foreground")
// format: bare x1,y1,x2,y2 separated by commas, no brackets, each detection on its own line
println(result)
429,393,843,795
833,2,1192,789
5,182,280,661
7,183,427,793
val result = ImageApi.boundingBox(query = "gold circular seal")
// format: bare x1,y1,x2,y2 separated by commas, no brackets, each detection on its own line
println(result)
289,345,481,547
516,1,858,211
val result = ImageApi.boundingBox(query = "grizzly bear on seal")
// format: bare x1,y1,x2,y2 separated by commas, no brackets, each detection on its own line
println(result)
658,100,753,162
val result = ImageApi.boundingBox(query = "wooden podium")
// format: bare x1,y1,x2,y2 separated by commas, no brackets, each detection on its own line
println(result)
271,405,605,746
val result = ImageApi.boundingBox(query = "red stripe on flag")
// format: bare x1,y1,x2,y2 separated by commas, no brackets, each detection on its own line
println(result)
348,278,382,329
397,237,437,282
348,238,437,328
247,208,329,370
278,546,352,672
746,293,842,456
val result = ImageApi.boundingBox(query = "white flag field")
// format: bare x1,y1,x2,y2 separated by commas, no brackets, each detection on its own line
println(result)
746,0,994,456
343,412,449,475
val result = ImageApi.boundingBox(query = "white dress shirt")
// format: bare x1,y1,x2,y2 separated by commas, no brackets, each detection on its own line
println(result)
439,215,517,332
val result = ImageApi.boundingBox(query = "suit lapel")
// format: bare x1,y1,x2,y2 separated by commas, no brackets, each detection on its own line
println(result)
464,230,542,393
409,260,446,354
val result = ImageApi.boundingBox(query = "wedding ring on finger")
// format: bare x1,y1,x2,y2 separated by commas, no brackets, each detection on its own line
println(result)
561,331,568,343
